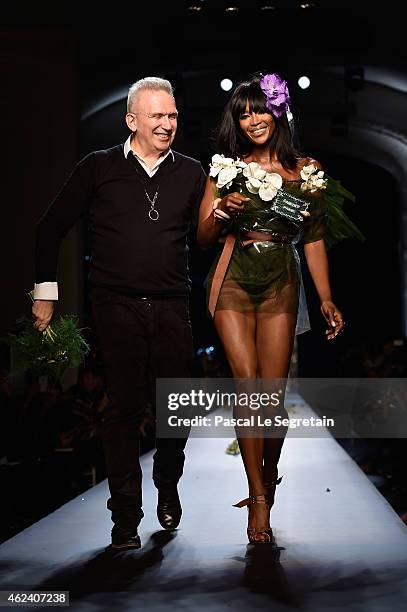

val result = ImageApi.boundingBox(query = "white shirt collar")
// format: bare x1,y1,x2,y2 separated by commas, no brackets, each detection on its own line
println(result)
123,134,174,168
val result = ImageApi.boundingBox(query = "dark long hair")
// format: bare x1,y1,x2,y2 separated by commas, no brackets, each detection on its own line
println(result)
216,75,301,171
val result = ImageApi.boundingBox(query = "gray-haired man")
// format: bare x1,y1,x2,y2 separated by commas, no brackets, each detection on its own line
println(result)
32,77,206,549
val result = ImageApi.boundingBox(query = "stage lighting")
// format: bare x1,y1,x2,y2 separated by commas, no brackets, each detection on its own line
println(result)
187,0,205,11
220,78,233,91
224,1,240,12
298,75,311,89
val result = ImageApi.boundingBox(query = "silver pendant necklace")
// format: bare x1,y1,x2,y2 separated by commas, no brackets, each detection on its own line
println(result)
144,186,160,221
127,150,160,222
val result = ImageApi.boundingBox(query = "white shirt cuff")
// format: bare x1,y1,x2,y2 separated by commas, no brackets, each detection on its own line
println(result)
33,282,58,301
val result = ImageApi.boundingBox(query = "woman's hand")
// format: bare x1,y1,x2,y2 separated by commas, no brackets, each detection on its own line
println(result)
198,178,248,249
320,300,345,340
215,192,248,220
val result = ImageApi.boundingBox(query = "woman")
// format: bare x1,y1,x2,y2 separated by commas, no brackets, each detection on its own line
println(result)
197,73,348,544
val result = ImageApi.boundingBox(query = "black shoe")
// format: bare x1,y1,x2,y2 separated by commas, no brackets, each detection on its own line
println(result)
111,533,141,550
111,521,141,550
157,486,182,530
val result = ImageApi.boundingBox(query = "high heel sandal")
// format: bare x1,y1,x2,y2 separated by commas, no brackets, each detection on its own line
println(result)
233,494,273,544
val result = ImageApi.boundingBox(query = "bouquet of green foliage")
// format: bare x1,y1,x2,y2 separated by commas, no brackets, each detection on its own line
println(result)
3,291,90,383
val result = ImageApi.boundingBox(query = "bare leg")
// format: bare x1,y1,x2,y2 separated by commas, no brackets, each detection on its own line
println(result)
215,309,270,540
256,312,295,503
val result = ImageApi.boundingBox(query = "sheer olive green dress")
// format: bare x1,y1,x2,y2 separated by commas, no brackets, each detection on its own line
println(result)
206,175,362,335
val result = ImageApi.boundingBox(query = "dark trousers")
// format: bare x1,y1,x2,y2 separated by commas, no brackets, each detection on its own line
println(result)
90,285,194,535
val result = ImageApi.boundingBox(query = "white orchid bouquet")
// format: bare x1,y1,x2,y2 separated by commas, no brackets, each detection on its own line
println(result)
210,154,327,199
209,154,246,192
241,162,284,201
209,154,284,201
209,154,327,225
209,153,364,250
300,163,328,193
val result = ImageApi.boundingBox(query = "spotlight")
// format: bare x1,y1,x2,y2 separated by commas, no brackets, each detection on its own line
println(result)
187,0,204,11
298,75,310,89
220,78,233,91
259,3,276,9
224,1,240,12
299,1,316,8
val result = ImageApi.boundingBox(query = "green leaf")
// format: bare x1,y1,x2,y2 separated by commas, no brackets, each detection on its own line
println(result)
2,313,91,382
324,175,365,250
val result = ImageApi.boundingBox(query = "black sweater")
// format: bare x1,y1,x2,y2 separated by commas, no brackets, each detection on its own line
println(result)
35,145,206,296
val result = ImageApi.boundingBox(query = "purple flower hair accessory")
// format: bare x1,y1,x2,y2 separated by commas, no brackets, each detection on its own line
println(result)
259,73,291,118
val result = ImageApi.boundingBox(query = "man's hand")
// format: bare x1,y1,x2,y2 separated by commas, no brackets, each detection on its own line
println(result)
32,300,54,332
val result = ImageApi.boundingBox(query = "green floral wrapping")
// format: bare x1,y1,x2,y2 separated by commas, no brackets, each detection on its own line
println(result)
216,172,364,249
221,176,303,241
322,175,365,250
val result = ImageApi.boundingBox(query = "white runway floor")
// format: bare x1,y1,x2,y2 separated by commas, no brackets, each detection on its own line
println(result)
1,394,406,611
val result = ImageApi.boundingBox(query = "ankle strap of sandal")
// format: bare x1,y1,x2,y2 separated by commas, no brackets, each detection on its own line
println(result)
233,494,269,508
233,477,283,508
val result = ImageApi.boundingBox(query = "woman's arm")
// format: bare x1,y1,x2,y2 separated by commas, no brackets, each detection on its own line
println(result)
197,176,247,249
304,239,345,340
304,239,331,302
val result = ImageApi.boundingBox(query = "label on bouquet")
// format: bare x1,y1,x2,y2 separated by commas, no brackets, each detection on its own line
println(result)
271,189,310,223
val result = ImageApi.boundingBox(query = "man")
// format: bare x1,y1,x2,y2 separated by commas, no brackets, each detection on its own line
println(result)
32,77,206,549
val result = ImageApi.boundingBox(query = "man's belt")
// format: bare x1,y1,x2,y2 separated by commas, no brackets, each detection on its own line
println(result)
208,231,293,318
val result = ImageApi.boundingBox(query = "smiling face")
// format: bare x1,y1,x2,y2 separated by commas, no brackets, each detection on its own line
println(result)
239,101,275,147
126,89,178,156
